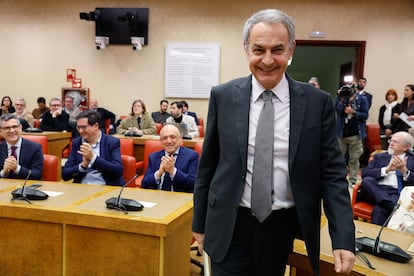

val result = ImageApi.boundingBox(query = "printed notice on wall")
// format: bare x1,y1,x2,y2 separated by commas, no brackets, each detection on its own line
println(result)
165,43,220,99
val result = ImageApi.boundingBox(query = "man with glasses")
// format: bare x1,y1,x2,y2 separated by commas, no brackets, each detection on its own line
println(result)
40,97,70,132
359,131,414,225
0,114,43,179
62,110,124,186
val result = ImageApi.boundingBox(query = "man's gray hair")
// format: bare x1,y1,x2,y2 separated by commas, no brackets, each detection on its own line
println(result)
242,9,296,51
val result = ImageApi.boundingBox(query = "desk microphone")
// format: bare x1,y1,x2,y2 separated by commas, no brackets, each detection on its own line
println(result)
356,203,412,263
11,170,48,202
105,174,143,213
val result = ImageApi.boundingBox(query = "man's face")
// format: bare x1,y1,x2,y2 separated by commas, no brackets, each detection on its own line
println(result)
170,104,182,118
388,133,409,155
89,99,98,110
76,118,98,142
160,125,182,154
0,118,22,144
245,22,294,90
64,97,74,109
14,100,25,113
358,79,366,90
160,102,168,113
50,100,62,112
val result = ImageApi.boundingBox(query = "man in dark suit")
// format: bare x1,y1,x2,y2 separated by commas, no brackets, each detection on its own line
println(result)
62,110,124,186
141,124,199,192
192,9,355,276
0,114,43,179
151,99,170,123
89,98,116,134
181,100,199,125
360,131,414,225
40,97,70,132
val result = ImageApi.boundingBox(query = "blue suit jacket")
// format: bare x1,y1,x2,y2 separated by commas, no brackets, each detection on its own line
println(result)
0,138,43,180
62,134,124,186
141,146,199,192
362,151,414,186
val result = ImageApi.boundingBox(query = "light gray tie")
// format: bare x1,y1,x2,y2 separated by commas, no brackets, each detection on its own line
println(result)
251,90,274,222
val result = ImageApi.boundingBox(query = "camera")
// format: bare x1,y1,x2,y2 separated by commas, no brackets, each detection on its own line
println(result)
131,37,144,51
95,36,109,50
338,84,356,100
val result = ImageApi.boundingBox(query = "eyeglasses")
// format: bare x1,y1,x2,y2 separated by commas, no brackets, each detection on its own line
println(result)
1,125,20,131
51,104,61,107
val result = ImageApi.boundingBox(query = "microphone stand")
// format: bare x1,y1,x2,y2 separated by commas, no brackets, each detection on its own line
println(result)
373,203,400,254
11,170,32,204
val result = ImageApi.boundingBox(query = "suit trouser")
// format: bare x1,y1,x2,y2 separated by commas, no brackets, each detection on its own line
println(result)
339,135,363,184
360,176,398,225
211,206,300,276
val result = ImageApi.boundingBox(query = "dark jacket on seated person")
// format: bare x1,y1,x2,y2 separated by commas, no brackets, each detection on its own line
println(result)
40,110,69,131
141,146,199,192
62,134,124,186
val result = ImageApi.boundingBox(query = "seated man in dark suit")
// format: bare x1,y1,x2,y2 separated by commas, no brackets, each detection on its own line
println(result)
360,131,414,225
0,114,43,179
181,100,199,125
89,98,116,134
142,124,199,192
40,97,70,132
151,99,170,123
62,110,124,186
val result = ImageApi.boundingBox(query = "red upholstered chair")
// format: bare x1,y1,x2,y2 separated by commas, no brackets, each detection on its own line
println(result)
33,119,41,128
134,140,163,187
42,154,59,181
197,117,204,127
121,155,138,186
365,124,382,153
193,142,203,158
197,125,204,138
119,138,135,157
23,135,48,154
352,182,373,222
155,123,162,134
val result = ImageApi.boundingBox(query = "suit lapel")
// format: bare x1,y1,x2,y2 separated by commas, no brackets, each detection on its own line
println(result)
287,76,306,170
234,76,252,172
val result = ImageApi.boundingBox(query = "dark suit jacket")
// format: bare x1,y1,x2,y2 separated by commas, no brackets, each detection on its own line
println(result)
192,74,355,274
141,146,199,192
378,103,401,133
0,138,43,180
362,151,414,186
40,111,69,131
62,134,124,186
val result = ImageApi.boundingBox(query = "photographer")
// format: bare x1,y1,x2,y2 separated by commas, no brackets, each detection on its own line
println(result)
336,84,369,187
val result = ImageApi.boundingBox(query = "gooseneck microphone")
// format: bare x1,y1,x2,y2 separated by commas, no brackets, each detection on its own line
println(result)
105,174,143,213
356,203,412,263
11,170,48,203
373,203,400,254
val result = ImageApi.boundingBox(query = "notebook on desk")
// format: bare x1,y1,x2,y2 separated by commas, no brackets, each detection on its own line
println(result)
166,122,190,138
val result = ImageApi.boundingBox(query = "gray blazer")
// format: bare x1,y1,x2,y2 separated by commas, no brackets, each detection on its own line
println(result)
192,74,355,274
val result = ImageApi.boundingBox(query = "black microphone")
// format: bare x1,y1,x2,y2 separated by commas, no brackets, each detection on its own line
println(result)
356,203,412,263
11,170,48,202
105,174,143,213
373,203,400,254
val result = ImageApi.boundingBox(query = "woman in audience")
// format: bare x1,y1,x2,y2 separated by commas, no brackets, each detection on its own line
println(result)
117,99,156,135
378,89,401,149
395,84,414,132
0,96,15,116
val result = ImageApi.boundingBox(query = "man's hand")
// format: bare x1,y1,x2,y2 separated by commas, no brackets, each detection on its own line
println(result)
78,142,94,167
3,156,17,174
161,155,175,174
333,249,355,274
192,231,205,255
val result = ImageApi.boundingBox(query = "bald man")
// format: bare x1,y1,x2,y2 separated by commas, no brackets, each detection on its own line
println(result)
141,124,199,192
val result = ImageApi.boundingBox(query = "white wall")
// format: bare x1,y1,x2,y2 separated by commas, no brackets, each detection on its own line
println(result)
0,0,413,123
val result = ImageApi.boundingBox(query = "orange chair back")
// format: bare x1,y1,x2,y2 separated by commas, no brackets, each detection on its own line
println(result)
155,123,162,134
198,117,204,127
365,124,382,153
42,154,59,181
119,138,135,157
23,135,48,154
197,125,204,138
121,155,138,186
193,142,203,159
135,140,164,187
33,119,41,128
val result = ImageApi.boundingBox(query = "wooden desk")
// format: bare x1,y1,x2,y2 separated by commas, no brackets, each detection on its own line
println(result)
0,179,193,275
113,134,204,161
288,220,414,275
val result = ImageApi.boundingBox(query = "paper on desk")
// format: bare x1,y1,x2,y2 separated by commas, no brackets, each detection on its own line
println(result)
399,112,414,128
43,191,64,197
139,201,157,208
